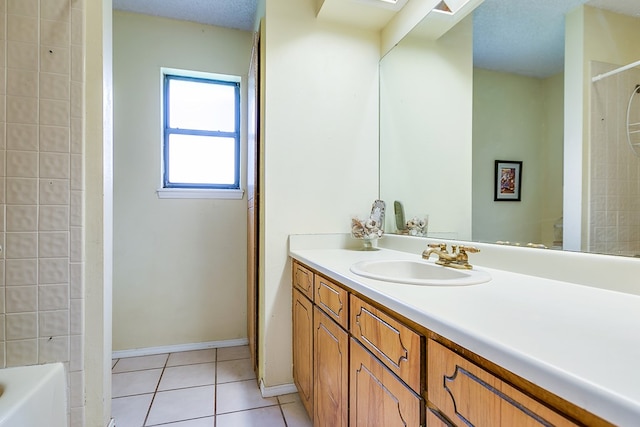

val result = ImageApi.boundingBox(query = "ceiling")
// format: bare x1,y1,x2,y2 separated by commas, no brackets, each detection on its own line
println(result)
112,0,640,77
474,0,640,78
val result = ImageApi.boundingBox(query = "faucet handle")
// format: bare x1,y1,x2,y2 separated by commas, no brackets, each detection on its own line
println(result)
427,242,448,252
459,245,480,254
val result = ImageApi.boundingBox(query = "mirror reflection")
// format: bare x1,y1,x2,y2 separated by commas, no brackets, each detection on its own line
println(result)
379,0,640,257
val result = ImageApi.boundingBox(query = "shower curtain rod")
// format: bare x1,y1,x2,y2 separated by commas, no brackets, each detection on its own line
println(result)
592,58,640,82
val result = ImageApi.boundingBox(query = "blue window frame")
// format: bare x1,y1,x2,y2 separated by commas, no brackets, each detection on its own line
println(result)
163,74,240,190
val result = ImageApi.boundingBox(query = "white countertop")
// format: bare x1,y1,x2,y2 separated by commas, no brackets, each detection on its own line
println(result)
289,238,640,426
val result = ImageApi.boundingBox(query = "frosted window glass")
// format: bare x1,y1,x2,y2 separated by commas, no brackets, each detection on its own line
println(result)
168,134,235,185
168,79,236,132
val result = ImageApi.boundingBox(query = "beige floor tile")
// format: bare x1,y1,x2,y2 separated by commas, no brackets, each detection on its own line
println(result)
167,349,216,367
216,379,278,414
281,401,313,427
217,345,250,362
216,406,285,427
112,368,162,398
146,385,215,426
158,362,216,391
152,416,214,426
111,393,153,427
112,354,168,373
277,393,301,405
217,358,256,384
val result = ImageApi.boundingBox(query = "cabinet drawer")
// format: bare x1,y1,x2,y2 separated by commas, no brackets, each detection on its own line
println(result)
350,296,423,393
314,274,349,329
293,261,314,300
428,339,578,427
350,339,423,427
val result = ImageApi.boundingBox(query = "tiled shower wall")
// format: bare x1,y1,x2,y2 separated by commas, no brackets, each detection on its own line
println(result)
0,0,85,426
590,61,640,256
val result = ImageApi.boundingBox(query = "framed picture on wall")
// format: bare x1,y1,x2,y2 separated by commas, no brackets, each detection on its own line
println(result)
494,160,522,201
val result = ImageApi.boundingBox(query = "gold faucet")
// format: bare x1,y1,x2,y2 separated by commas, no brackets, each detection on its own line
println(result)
422,243,480,270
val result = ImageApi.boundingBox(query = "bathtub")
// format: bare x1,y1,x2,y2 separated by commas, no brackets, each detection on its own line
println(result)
0,363,67,427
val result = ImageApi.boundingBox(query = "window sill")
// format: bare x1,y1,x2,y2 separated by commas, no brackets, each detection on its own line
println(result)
156,188,245,200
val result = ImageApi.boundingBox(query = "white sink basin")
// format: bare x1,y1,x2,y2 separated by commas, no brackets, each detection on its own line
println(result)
349,259,491,286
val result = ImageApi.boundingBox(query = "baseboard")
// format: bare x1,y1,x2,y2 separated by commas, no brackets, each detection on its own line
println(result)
259,378,298,398
112,338,249,359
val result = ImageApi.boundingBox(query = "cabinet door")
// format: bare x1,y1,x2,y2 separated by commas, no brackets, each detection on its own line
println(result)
350,339,423,427
293,262,314,300
292,289,313,418
314,307,349,427
428,339,578,427
315,274,349,328
351,296,423,393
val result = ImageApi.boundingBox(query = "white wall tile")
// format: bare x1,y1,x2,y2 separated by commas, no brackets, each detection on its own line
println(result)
8,0,38,17
41,19,70,48
39,232,69,258
6,338,38,366
40,98,70,126
70,333,83,371
71,44,82,82
70,262,83,298
7,15,38,44
71,153,81,189
6,205,37,231
41,0,70,22
70,190,82,227
41,125,70,152
71,8,82,45
40,45,70,74
39,205,70,231
39,178,70,205
5,232,37,259
70,117,82,154
5,259,38,286
7,41,38,70
39,309,69,336
7,123,38,151
70,226,82,262
41,152,70,179
40,72,70,100
70,298,83,334
6,95,38,124
6,178,38,205
6,312,37,340
6,285,37,313
6,150,37,177
7,69,37,97
39,336,69,363
38,257,69,284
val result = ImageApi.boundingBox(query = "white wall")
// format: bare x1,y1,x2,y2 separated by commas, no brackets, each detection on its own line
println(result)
112,12,253,351
260,0,380,387
472,69,563,247
379,16,473,240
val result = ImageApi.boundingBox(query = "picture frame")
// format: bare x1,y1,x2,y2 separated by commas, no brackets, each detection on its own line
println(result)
494,160,522,201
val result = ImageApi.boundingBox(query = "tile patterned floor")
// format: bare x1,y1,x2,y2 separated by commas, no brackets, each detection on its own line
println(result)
111,345,312,427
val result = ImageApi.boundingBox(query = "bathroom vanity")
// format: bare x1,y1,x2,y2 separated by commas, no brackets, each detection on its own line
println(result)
289,234,640,426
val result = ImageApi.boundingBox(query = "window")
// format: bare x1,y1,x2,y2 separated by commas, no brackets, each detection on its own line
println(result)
159,70,242,199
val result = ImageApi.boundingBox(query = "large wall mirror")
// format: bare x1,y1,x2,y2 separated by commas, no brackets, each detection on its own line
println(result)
380,0,640,257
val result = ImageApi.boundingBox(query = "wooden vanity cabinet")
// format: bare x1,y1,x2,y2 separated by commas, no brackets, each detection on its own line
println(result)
427,339,579,427
292,287,314,417
351,296,423,394
350,339,423,426
314,306,349,427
